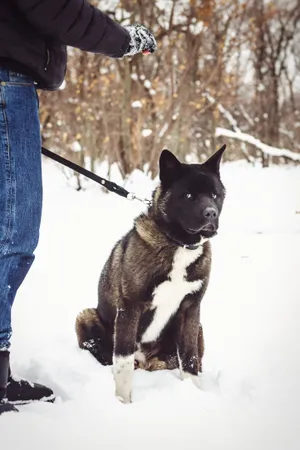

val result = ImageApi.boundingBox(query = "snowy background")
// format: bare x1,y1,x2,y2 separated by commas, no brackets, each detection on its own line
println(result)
1,156,300,450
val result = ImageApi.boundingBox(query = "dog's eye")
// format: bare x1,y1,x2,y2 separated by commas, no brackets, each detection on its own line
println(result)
185,193,192,200
212,192,217,199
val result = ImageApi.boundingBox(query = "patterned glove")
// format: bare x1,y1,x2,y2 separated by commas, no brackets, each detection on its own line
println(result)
124,24,157,56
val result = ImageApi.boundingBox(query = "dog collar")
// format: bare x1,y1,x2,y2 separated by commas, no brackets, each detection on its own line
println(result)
182,242,202,250
162,231,202,250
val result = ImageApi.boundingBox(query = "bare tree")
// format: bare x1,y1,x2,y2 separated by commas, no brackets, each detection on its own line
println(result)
38,0,300,185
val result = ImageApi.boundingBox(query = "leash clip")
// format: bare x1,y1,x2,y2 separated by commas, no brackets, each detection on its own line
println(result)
127,192,152,207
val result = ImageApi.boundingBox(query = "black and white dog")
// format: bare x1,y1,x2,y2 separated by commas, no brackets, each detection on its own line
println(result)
76,145,226,403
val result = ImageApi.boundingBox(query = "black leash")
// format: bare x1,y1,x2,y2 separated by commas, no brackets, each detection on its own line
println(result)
41,146,151,207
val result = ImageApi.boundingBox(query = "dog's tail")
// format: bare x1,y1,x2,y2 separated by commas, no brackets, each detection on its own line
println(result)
75,308,112,366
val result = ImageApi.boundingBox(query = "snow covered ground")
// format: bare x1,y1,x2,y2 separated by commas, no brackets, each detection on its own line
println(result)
1,157,300,450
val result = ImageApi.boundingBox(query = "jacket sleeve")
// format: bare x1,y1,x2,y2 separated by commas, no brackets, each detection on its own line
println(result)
12,0,130,58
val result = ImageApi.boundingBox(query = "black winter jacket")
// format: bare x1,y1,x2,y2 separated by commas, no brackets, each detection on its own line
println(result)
0,0,130,90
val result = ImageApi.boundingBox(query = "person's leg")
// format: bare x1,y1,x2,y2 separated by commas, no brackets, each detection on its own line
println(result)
0,68,42,351
0,351,17,413
0,68,54,411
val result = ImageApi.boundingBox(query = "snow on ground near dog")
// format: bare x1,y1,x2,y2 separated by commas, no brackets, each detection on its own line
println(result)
1,158,300,450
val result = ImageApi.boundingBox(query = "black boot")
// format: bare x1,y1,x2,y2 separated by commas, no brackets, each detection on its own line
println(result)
0,351,18,414
6,366,55,405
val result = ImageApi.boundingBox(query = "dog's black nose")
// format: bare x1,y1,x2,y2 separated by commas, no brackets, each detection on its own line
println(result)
203,207,217,219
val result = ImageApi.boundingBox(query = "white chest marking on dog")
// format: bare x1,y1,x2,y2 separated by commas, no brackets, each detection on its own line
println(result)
142,246,203,343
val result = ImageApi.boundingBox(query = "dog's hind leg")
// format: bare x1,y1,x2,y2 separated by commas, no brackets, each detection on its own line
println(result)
141,340,179,371
75,308,113,366
145,354,178,371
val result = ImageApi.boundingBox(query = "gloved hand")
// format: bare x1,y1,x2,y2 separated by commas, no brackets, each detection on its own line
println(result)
124,24,157,57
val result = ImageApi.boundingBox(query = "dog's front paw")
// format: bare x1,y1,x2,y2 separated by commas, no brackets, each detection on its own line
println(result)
115,389,132,404
113,354,134,404
180,371,202,389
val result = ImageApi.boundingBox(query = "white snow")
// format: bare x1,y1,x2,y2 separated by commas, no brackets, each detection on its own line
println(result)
205,92,300,162
71,141,82,153
257,83,265,92
159,122,169,138
204,92,252,161
216,128,300,161
189,21,204,35
132,100,143,109
142,129,152,137
1,158,300,450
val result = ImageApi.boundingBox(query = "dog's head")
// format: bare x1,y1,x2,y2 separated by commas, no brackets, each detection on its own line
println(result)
155,145,226,244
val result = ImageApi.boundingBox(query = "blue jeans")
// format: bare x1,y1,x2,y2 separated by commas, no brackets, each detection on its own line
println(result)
0,68,42,350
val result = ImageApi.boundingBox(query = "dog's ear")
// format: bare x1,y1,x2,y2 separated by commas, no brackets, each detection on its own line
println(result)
203,144,226,174
159,149,182,187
